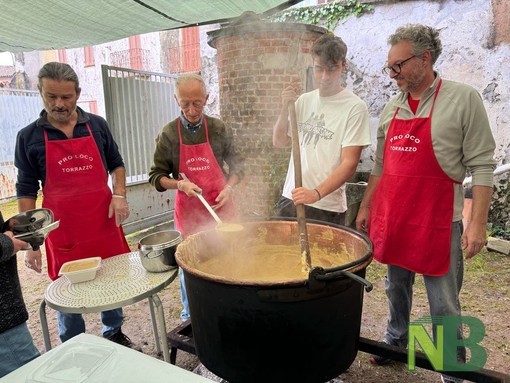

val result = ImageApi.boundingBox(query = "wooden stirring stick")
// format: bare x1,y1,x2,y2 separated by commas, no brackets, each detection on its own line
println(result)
288,102,312,270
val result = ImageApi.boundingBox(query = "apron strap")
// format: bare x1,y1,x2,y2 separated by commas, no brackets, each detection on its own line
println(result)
177,117,209,144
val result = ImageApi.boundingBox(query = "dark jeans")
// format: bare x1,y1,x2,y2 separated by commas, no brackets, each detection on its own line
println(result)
274,196,346,226
383,221,466,380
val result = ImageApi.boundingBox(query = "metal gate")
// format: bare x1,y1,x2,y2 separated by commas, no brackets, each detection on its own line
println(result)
101,65,180,234
0,88,42,201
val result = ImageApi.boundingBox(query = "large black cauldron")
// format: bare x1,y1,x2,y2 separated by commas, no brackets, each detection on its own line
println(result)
176,219,373,383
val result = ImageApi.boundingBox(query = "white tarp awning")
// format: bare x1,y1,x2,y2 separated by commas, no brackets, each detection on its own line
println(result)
0,0,301,53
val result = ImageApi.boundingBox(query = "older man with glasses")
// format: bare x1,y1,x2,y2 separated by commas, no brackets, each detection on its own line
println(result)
149,73,245,321
356,24,496,383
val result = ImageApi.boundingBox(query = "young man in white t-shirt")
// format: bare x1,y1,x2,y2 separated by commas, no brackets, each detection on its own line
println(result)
272,33,371,225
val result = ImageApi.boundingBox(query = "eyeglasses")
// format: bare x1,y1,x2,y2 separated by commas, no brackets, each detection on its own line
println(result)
178,100,205,110
382,55,416,76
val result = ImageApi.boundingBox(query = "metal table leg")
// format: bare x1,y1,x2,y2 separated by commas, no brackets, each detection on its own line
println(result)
149,293,170,363
148,296,161,355
38,299,52,351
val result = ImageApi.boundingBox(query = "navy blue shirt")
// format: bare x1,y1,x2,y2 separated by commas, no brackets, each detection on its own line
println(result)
15,107,125,199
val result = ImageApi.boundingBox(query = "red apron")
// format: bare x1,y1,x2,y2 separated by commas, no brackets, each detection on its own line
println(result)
174,118,236,237
42,124,129,280
369,80,460,276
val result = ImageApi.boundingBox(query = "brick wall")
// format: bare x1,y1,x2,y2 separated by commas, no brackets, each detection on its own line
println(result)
209,22,326,217
493,0,510,45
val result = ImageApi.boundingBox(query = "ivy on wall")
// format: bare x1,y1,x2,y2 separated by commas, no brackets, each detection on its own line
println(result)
270,0,373,31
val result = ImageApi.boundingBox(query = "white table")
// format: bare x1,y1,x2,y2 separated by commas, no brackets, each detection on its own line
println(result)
39,252,177,362
2,333,213,382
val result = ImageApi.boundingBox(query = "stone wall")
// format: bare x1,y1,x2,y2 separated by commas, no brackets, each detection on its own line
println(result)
335,0,510,169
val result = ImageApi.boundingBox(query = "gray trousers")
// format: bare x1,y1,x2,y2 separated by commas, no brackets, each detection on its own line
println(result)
383,221,465,351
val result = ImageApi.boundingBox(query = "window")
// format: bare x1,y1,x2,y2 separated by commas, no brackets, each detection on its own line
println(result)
84,46,95,67
88,101,98,115
181,27,200,72
168,26,200,73
129,35,143,70
58,49,67,63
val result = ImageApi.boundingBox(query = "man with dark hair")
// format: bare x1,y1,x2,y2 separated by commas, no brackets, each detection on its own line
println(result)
273,32,371,224
15,62,137,348
356,24,496,383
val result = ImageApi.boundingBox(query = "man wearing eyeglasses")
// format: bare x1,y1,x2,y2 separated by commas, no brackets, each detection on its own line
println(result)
356,24,496,382
149,73,244,321
273,32,371,225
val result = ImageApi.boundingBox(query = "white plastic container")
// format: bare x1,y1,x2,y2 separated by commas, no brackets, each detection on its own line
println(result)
26,339,115,382
58,257,102,284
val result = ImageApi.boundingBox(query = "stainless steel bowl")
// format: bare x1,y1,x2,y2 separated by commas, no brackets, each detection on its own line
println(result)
138,230,182,272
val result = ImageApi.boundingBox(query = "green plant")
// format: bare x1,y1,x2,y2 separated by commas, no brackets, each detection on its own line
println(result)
490,225,510,240
488,175,510,239
269,0,372,31
470,255,487,272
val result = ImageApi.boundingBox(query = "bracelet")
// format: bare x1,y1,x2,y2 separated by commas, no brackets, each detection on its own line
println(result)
314,188,322,201
112,194,126,199
177,180,184,191
225,185,233,192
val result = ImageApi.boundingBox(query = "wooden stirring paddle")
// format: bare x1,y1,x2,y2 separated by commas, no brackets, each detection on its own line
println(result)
288,102,312,270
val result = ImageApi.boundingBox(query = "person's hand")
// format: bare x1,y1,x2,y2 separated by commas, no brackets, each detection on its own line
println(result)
108,195,130,227
281,85,299,106
355,206,370,233
3,231,29,254
462,221,488,259
24,248,42,273
291,187,317,206
213,185,234,209
178,180,202,197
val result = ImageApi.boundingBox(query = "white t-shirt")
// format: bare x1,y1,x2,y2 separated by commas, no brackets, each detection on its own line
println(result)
282,88,371,213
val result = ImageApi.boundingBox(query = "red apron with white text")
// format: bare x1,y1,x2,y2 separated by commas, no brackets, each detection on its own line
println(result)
42,125,129,280
369,80,460,276
174,119,236,237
